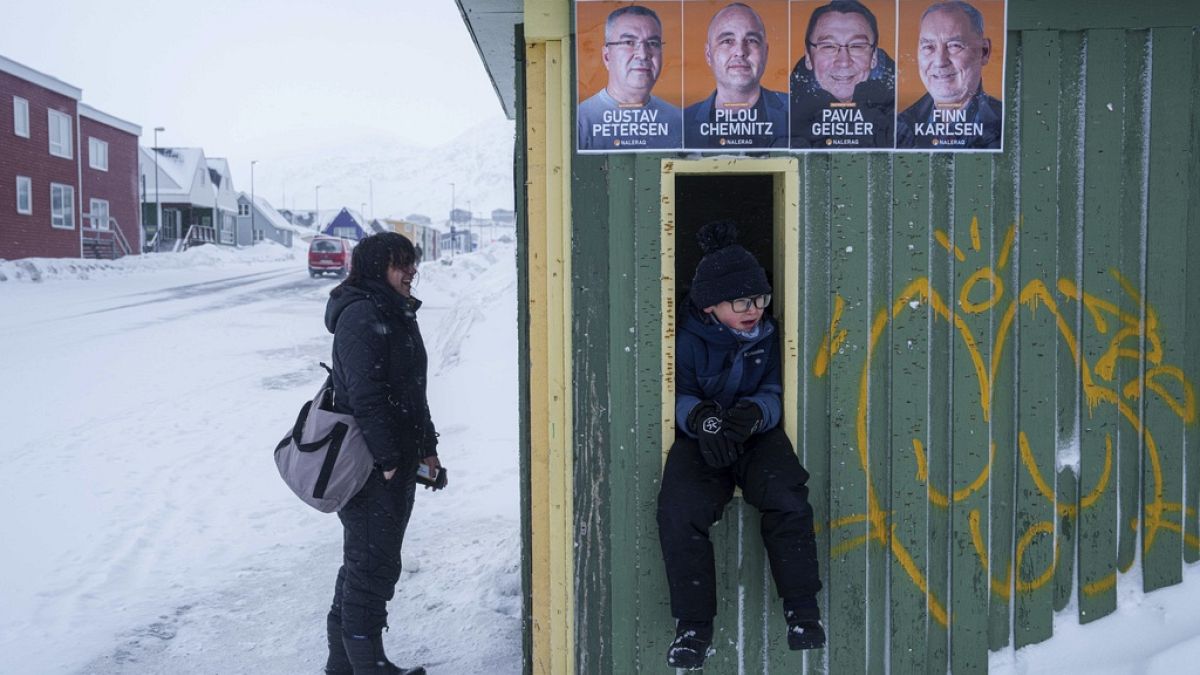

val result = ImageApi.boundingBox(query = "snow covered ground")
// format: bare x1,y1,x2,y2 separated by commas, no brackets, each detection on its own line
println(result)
0,242,520,673
5,241,1200,674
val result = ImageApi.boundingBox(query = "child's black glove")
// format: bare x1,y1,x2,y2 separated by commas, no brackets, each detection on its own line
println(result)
688,400,739,468
721,400,763,444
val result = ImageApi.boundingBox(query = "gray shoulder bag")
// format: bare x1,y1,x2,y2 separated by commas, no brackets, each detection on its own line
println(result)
274,370,374,513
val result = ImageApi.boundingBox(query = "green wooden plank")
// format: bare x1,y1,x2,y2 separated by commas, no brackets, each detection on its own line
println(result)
948,156,994,675
1013,28,1058,650
865,155,891,675
826,153,872,675
888,154,933,674
1076,28,1125,625
800,154,833,675
988,33,1023,652
709,505,743,673
512,27,533,675
1008,0,1200,31
572,152,615,673
572,147,615,673
1054,29,1086,617
1185,30,1200,566
634,154,672,673
1054,468,1079,611
1140,26,1192,592
1115,30,1151,577
924,155,954,673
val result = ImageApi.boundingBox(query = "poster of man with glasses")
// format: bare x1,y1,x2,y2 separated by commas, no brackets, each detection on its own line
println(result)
576,3,684,151
789,0,896,149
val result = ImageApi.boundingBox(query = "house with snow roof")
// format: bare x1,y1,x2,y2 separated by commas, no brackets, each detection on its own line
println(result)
138,147,239,251
321,207,367,241
236,193,307,247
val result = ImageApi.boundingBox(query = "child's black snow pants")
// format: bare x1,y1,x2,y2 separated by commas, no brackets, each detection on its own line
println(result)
657,426,822,621
329,466,418,638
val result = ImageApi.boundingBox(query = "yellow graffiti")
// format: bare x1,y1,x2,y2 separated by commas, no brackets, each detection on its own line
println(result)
813,295,847,378
815,215,1197,626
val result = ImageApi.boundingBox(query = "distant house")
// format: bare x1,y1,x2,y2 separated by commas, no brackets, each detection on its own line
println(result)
322,207,368,240
139,147,239,251
0,54,141,260
384,217,442,261
491,208,515,225
236,193,304,247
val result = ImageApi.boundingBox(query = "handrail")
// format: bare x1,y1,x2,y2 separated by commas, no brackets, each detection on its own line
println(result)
176,225,195,252
108,218,133,256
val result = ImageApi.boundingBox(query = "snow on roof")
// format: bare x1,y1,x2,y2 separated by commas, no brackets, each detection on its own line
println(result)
78,104,141,137
239,192,310,236
144,147,205,196
0,53,81,100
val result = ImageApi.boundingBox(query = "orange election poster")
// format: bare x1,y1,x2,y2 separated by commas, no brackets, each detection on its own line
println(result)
576,1,685,152
895,0,1006,150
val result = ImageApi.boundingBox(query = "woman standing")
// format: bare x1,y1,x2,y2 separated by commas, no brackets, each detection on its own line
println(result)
322,232,441,675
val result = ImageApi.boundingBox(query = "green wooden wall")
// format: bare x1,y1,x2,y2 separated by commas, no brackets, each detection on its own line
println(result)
558,5,1200,674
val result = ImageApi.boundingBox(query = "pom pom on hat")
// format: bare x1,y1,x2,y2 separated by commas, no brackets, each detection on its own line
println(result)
690,220,771,309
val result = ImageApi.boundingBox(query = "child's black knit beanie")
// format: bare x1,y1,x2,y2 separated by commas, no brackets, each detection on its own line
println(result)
689,220,771,309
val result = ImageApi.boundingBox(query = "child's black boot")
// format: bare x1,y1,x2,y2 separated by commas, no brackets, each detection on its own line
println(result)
784,608,826,650
666,620,714,670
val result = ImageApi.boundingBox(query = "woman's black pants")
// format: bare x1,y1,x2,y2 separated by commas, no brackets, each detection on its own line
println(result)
329,468,417,638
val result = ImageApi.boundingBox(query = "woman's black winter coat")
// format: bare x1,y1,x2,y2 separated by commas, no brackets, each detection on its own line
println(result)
324,279,437,472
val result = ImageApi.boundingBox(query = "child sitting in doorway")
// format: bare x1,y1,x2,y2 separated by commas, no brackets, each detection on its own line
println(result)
657,220,825,669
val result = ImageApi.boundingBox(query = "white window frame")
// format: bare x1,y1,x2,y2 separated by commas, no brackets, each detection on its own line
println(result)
89,198,110,230
16,176,32,214
48,109,72,159
13,97,29,138
50,183,75,229
238,203,251,216
88,137,108,171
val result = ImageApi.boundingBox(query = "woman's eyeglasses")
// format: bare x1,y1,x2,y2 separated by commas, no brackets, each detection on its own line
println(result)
727,294,771,313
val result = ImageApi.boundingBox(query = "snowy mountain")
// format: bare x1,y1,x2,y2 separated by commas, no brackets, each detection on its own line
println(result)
256,115,515,222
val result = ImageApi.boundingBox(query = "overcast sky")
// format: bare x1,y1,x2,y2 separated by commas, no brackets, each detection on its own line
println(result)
0,0,506,205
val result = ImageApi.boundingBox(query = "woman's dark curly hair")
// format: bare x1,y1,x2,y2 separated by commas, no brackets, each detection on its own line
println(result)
339,232,416,288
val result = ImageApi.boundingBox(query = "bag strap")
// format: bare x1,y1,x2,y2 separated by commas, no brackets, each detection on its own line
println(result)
311,422,348,499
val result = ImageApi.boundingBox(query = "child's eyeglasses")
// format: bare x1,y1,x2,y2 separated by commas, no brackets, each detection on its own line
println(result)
727,294,771,313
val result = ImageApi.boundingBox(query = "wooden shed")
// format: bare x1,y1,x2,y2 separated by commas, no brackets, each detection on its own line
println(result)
455,1,1200,672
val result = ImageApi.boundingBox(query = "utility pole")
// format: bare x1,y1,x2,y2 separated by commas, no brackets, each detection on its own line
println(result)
249,160,257,247
153,126,164,250
315,185,322,233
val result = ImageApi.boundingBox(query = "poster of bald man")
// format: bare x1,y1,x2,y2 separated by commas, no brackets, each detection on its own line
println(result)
576,2,684,152
682,1,791,150
895,0,1006,150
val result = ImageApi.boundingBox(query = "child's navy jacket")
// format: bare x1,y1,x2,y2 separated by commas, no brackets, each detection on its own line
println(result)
675,302,783,437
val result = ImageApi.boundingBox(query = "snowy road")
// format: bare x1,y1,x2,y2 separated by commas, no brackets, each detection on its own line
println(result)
0,244,521,674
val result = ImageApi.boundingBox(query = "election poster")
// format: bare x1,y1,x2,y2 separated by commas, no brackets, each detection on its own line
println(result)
575,0,1006,154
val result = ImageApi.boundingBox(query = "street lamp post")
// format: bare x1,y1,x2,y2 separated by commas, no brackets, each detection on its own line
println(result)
153,126,164,250
249,160,257,247
449,182,456,256
315,185,322,233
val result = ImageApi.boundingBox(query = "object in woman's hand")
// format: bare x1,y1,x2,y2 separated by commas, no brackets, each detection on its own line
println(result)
417,463,448,490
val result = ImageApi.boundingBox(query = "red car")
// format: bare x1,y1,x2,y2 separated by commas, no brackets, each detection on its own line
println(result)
308,237,353,277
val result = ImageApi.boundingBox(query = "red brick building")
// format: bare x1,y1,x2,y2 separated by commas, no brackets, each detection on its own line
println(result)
80,104,142,257
0,54,141,260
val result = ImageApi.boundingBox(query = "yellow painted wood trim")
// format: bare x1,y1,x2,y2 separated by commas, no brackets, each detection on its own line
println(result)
557,35,575,675
524,40,552,675
525,0,570,40
660,157,802,457
542,37,575,675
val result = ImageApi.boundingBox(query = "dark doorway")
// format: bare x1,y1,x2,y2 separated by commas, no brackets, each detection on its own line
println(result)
674,174,775,314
